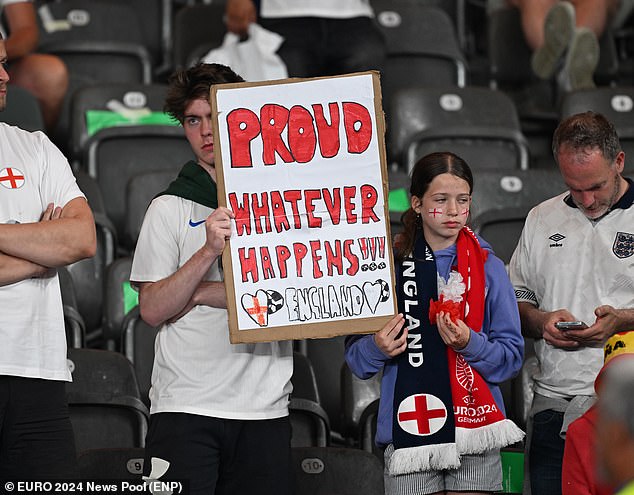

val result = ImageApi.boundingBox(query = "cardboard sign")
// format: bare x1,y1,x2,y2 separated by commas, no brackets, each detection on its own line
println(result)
211,71,397,343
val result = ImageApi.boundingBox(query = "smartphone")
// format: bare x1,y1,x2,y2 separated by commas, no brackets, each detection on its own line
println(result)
555,321,588,331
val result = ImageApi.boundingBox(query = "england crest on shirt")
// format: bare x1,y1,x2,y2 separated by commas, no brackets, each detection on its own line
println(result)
613,232,634,259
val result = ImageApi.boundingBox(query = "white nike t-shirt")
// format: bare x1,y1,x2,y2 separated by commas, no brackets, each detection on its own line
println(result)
131,193,293,419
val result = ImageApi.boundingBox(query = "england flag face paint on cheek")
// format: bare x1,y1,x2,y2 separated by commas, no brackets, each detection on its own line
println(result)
461,208,469,216
428,208,443,218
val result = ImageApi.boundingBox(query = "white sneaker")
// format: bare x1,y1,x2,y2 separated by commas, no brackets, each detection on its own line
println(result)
531,2,576,80
559,27,600,91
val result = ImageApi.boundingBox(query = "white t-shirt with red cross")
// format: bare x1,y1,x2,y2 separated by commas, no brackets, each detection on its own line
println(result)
0,123,85,381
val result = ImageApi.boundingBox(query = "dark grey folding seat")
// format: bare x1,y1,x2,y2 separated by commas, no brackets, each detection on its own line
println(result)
77,447,145,480
389,86,530,172
292,446,384,494
172,3,227,69
561,86,634,174
66,348,149,452
36,0,153,145
69,83,172,159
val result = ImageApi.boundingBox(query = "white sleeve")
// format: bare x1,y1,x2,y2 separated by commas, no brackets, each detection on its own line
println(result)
508,207,539,306
130,196,181,285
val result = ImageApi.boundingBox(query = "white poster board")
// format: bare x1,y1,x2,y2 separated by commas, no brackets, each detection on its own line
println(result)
211,71,397,343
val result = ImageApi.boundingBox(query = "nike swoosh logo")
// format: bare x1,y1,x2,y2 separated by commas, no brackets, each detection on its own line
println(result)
188,219,205,227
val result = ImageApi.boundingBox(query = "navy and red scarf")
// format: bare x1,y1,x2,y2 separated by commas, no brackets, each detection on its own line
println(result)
389,227,524,475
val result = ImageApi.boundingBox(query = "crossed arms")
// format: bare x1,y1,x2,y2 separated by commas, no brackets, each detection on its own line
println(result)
137,207,234,328
0,198,96,286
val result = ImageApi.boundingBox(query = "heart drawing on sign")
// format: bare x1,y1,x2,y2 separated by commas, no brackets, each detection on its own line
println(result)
362,281,382,314
241,290,270,327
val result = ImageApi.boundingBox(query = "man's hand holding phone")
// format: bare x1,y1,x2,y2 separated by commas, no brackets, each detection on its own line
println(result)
555,321,588,331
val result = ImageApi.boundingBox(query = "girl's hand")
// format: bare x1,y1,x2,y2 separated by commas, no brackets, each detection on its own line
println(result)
374,313,408,357
436,311,470,350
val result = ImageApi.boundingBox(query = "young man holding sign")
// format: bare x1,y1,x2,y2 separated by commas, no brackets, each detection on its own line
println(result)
130,63,293,495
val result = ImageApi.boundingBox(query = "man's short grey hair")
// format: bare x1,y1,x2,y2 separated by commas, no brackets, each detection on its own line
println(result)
598,357,634,437
552,111,622,165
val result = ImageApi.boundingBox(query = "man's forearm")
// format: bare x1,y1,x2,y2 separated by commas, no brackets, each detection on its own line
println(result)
518,302,546,339
0,251,48,286
138,247,219,327
616,308,634,333
194,281,227,309
0,199,96,267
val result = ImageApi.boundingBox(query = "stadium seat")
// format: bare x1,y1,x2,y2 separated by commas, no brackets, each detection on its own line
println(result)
0,85,45,132
75,169,118,263
389,86,530,172
69,83,173,160
486,5,620,168
66,348,149,452
291,347,332,447
469,168,567,220
58,266,86,349
470,207,530,265
560,86,634,174
303,336,347,440
292,446,384,495
124,170,175,252
358,398,381,459
103,257,136,351
81,125,192,245
115,0,171,75
487,5,619,91
469,169,568,263
289,398,331,448
413,0,466,51
78,447,145,480
120,320,326,416
516,353,539,431
371,0,467,138
65,252,107,345
172,3,227,69
292,352,321,404
36,0,153,145
340,362,381,445
69,171,117,344
121,307,158,408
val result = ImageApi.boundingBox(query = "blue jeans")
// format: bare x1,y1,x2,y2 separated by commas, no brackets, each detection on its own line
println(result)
529,409,565,495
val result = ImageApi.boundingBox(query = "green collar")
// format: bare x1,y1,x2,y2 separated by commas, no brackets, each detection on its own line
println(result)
157,161,218,208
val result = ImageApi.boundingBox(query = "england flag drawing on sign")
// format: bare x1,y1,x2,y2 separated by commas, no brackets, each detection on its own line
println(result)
0,167,25,189
397,393,448,436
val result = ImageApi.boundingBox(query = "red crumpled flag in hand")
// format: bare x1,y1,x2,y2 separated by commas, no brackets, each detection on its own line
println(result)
429,295,461,324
